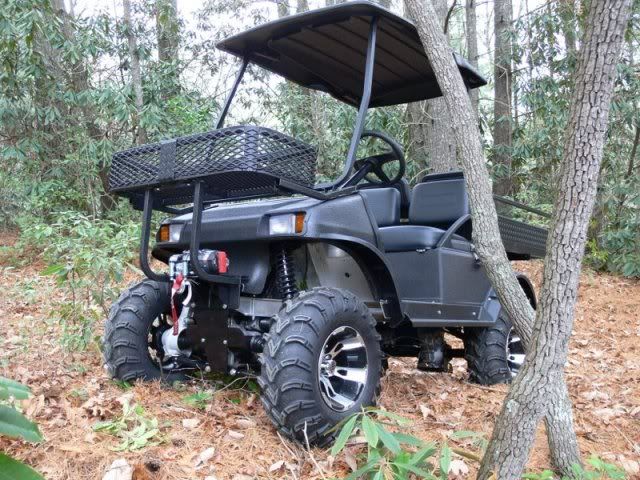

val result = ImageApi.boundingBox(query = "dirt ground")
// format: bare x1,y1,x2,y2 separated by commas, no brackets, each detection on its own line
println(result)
1,236,639,479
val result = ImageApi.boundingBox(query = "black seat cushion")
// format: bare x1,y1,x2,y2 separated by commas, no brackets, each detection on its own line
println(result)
359,187,401,227
379,225,471,252
410,172,469,228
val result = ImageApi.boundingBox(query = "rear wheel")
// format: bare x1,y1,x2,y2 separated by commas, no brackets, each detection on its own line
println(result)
258,287,382,446
103,279,188,383
463,314,525,385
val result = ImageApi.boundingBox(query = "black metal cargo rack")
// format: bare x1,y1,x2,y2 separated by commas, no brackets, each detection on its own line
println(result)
109,125,320,211
494,195,550,259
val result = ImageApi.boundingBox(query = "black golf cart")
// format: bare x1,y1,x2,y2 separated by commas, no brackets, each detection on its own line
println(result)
104,1,548,445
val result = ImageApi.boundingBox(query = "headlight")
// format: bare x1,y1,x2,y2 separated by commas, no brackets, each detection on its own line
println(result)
169,224,184,242
269,213,305,235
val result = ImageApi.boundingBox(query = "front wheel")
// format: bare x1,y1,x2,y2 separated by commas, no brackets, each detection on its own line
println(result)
103,279,188,383
258,287,382,446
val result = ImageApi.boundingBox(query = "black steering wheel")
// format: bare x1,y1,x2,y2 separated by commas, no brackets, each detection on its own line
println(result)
347,130,406,187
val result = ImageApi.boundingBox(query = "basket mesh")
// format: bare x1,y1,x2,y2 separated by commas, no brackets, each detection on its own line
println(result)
498,216,547,259
109,126,317,204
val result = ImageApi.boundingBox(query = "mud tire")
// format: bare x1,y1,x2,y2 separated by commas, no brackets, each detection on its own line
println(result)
258,287,382,446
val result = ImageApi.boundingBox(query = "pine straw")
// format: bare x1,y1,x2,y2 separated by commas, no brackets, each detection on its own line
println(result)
1,248,638,479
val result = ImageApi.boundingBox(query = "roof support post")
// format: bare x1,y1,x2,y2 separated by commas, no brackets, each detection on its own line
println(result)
215,57,248,129
330,17,378,189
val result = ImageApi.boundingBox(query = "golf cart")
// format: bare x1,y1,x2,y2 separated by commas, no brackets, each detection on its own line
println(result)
105,1,548,445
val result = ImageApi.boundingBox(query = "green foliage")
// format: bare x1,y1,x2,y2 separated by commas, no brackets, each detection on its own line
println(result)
523,455,627,480
0,454,43,480
330,408,446,479
0,378,44,480
17,210,140,350
93,399,162,451
182,390,213,410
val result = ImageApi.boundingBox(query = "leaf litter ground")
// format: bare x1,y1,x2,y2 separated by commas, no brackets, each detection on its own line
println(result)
1,235,638,479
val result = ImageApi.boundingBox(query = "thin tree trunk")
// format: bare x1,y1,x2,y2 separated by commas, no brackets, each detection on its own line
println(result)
405,0,457,175
123,0,147,145
477,1,631,478
276,0,290,17
493,0,513,195
403,0,588,477
559,0,577,60
465,0,479,114
156,0,179,99
51,0,116,212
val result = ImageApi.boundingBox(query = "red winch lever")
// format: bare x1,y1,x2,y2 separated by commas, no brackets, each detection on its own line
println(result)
170,273,185,335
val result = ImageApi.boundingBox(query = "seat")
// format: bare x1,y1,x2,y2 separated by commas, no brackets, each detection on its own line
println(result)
359,187,401,227
378,171,472,252
379,225,471,252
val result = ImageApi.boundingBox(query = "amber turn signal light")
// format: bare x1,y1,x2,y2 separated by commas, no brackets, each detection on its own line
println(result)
158,225,170,242
295,212,305,233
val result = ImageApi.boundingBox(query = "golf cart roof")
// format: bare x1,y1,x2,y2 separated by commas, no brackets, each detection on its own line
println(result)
217,1,486,108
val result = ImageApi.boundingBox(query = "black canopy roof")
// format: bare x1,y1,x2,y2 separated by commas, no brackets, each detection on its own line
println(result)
217,1,486,108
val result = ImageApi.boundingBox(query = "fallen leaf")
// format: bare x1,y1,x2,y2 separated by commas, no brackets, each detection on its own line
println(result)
419,404,433,419
182,418,200,429
235,418,256,429
194,447,216,469
449,459,469,476
132,463,152,480
269,460,285,472
102,459,132,480
225,429,245,440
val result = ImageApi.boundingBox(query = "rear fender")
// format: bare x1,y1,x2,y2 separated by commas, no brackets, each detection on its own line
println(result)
480,272,538,324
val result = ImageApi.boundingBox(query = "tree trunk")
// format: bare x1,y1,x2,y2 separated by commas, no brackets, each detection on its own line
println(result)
559,0,577,60
403,0,599,476
276,0,290,17
492,0,513,195
51,0,116,212
123,0,147,145
156,0,179,99
405,0,457,175
465,0,479,114
477,0,631,478
297,0,309,13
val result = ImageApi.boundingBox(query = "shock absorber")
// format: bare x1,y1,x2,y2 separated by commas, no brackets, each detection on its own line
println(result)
275,245,298,299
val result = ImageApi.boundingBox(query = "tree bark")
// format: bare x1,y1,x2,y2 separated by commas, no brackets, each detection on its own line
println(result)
465,0,479,114
405,0,457,175
51,0,116,212
477,0,631,478
403,0,604,476
492,0,513,195
123,0,147,145
156,0,180,99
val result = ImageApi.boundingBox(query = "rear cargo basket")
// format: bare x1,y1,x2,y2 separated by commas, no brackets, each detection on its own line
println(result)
109,126,317,207
498,216,547,259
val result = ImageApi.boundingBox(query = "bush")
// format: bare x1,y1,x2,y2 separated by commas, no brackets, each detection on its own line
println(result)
16,209,140,350
0,377,43,479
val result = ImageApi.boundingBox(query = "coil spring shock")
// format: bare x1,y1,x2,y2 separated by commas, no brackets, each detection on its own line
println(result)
275,246,298,300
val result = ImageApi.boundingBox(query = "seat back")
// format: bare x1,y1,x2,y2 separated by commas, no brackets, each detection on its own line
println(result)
409,171,469,228
360,187,401,227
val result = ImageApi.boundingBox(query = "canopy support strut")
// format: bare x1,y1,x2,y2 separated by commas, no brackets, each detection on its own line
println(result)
320,17,378,190
215,57,248,129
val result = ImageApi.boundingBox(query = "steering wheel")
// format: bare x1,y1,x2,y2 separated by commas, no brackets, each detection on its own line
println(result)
347,130,406,187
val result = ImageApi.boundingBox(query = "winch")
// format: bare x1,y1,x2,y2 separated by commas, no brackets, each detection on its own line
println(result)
168,249,229,279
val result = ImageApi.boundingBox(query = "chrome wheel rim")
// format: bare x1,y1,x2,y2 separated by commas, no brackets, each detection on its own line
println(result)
506,328,525,377
318,326,368,412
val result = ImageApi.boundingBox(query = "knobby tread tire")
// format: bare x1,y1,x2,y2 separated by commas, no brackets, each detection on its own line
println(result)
464,314,514,385
258,287,382,447
103,279,187,383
